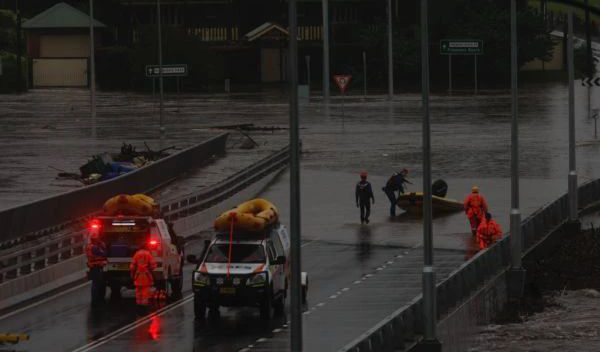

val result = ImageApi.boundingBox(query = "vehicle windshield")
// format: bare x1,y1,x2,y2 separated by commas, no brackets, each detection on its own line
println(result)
205,244,265,264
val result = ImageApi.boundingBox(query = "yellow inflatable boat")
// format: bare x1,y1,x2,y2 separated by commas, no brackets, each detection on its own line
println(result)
214,199,278,232
396,192,463,214
102,194,160,216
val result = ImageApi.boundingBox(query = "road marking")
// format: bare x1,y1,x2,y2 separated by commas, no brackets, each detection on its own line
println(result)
71,294,193,352
0,281,90,322
342,287,350,292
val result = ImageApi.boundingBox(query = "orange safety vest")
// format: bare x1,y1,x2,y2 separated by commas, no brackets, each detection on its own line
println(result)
476,219,502,248
463,193,489,219
86,241,107,268
130,249,157,287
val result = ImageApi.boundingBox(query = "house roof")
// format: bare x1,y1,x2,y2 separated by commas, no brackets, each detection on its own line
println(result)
245,22,288,42
22,2,106,30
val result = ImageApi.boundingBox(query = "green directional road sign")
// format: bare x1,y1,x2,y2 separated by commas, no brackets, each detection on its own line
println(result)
145,64,188,77
440,40,483,55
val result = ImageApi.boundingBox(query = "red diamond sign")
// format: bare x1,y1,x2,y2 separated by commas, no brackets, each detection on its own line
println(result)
334,75,352,94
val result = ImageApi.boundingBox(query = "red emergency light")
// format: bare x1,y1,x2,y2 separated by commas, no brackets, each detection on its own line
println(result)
89,219,101,230
149,239,160,249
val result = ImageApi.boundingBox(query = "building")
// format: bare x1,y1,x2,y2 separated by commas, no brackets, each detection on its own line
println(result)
23,2,105,87
112,0,388,84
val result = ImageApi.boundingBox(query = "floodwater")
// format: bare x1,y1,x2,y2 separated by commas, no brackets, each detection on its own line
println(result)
0,81,598,351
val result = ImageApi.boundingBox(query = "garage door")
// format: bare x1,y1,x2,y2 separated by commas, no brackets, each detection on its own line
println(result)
33,58,88,87
40,35,89,58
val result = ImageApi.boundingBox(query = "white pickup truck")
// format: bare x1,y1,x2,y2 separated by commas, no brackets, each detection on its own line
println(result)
188,222,308,319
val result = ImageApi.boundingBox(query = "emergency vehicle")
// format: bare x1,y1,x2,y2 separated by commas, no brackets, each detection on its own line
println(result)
188,222,308,319
87,216,185,299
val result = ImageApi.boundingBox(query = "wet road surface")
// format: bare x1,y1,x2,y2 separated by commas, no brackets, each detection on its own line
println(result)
0,81,598,351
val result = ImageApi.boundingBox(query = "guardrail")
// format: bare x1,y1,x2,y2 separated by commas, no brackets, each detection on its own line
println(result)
0,133,229,243
161,145,290,221
340,178,600,352
0,145,289,285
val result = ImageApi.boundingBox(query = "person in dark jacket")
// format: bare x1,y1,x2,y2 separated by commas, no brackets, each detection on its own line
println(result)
356,171,375,224
382,168,412,216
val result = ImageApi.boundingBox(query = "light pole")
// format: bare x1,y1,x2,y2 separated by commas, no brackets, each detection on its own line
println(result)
387,0,393,100
289,1,302,351
322,0,330,103
157,0,165,133
419,0,440,350
567,10,579,228
15,0,22,93
89,0,96,137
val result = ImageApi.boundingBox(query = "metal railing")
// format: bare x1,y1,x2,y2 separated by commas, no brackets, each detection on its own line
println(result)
0,145,289,285
0,134,228,244
340,178,600,352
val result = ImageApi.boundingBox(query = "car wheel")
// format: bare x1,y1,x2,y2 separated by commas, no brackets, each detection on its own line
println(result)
194,294,207,319
302,279,308,304
260,288,272,320
110,283,122,300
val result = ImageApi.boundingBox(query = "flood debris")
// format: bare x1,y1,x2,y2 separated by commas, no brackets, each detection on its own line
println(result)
53,143,177,185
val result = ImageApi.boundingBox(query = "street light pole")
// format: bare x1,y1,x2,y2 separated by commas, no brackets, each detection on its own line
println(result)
89,0,96,129
289,0,302,351
419,1,440,350
322,0,330,103
567,10,579,225
157,0,165,133
387,0,393,100
15,0,22,93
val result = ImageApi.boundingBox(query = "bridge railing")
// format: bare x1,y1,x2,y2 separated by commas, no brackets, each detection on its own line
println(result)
340,178,600,352
0,145,289,285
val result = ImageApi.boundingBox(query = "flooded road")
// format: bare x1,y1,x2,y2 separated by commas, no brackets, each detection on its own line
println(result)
0,82,598,351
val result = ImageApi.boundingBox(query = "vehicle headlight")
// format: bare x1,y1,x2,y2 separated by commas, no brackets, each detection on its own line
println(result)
246,272,267,286
193,272,209,286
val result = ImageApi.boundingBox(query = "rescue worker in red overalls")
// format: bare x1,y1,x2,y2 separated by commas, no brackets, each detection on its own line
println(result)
463,186,489,236
86,232,107,305
130,243,157,308
476,212,503,249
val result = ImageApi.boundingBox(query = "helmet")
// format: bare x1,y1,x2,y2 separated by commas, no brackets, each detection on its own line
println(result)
485,212,492,220
360,171,368,179
472,185,479,193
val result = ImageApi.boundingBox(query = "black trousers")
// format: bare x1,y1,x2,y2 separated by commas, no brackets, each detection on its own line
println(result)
359,201,371,222
89,266,106,304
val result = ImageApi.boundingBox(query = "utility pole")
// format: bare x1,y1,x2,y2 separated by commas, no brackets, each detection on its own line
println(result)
322,0,330,104
89,0,96,129
584,0,592,76
15,0,22,93
157,0,165,133
289,0,302,351
567,10,579,229
507,0,526,302
387,0,393,100
418,0,441,351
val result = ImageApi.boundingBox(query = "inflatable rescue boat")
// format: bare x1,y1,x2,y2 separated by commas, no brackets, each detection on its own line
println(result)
214,198,278,232
396,192,463,214
102,194,159,216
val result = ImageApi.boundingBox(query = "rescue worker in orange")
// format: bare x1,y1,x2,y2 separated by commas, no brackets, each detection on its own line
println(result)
476,213,502,249
463,186,489,236
130,243,157,307
86,231,107,305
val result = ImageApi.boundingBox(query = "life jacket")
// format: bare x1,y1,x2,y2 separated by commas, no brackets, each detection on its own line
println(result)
86,241,107,268
477,219,502,248
463,193,488,218
131,249,156,286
